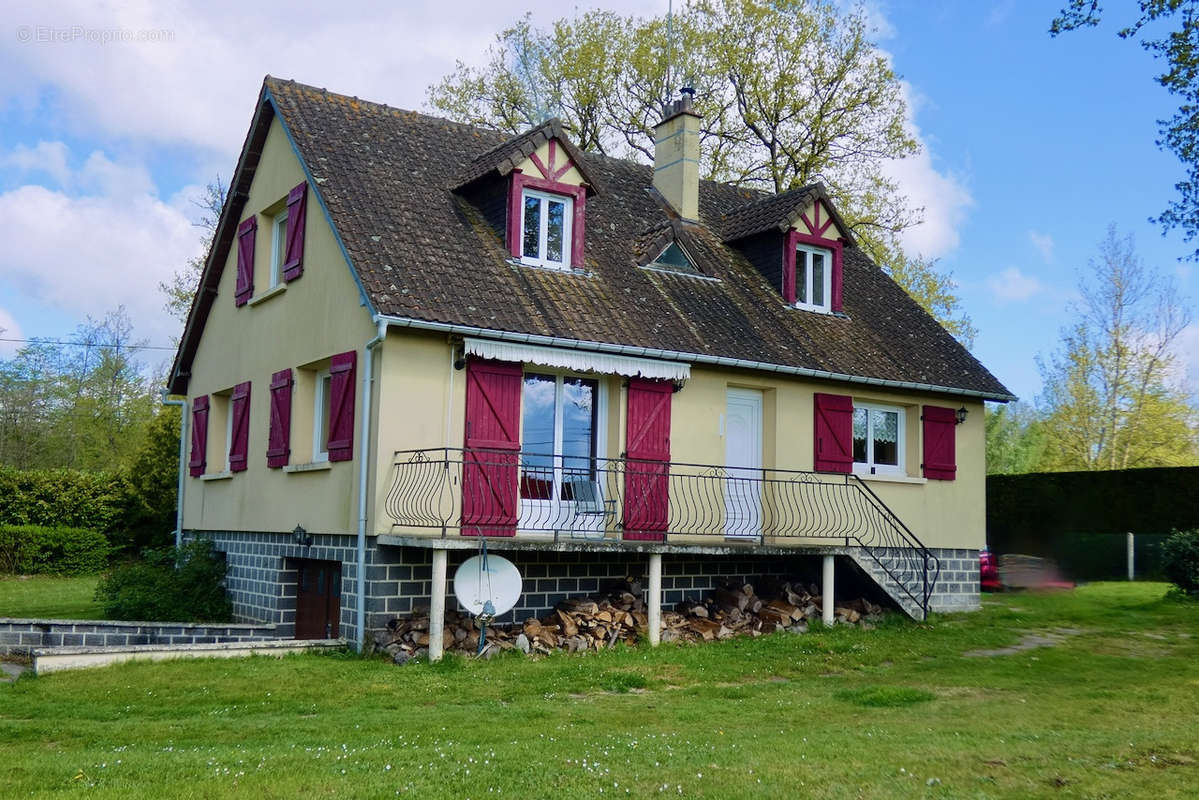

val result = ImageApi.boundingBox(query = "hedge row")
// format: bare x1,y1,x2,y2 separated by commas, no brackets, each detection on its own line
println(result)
0,525,110,575
0,467,171,554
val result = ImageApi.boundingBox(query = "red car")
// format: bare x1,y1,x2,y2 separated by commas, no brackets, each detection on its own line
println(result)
980,548,1001,592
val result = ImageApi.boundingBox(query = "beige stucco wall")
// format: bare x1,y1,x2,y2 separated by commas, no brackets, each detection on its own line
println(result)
794,199,842,242
370,339,985,550
514,139,586,187
182,116,376,535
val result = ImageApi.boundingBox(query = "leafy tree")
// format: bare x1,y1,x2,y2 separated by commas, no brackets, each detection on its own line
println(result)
160,176,226,334
0,309,157,471
1038,225,1198,470
1051,1,1199,258
985,403,1049,474
125,403,182,551
428,1,975,342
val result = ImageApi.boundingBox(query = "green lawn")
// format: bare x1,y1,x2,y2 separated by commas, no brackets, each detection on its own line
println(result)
0,574,103,620
2,583,1196,798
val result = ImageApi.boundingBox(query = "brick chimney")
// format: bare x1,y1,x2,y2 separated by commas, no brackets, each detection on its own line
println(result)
653,88,701,221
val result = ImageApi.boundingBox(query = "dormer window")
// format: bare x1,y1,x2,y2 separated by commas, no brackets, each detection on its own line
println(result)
795,244,832,312
520,188,573,269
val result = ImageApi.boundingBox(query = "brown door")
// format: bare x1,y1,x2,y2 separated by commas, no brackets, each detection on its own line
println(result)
295,560,341,639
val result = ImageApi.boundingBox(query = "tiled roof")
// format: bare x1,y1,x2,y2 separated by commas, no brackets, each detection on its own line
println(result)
455,117,598,191
716,183,854,244
170,77,1013,401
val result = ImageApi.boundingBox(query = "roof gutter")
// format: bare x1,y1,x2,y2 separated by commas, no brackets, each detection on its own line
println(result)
373,314,1017,403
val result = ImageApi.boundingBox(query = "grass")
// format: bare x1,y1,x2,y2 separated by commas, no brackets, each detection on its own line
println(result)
0,574,103,619
1,582,1197,798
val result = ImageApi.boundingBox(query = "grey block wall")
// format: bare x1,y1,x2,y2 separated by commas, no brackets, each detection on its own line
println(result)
0,619,276,656
189,530,981,646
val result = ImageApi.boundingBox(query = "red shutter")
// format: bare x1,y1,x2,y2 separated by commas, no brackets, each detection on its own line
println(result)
189,395,209,477
266,369,293,468
813,392,853,473
922,405,957,480
235,217,256,306
623,378,672,541
228,381,251,472
282,182,307,281
830,240,844,312
327,351,356,462
461,358,522,537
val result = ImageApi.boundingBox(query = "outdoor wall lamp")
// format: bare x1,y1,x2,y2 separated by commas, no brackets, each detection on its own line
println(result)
955,406,969,425
292,524,313,548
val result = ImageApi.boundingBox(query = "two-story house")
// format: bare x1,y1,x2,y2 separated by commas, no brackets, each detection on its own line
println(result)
168,77,1014,651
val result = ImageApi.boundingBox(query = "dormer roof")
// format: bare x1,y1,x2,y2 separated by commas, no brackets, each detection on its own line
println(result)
717,183,854,244
455,117,599,193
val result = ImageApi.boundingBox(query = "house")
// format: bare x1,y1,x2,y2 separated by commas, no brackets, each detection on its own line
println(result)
168,77,1014,651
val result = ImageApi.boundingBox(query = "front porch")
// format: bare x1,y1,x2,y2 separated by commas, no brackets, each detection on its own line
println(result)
383,448,947,648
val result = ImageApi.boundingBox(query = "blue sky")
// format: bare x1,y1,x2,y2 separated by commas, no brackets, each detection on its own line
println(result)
1,1,1195,402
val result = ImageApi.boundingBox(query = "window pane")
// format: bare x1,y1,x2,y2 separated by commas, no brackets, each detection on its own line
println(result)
852,407,868,463
796,250,808,304
546,200,565,262
520,374,556,499
560,378,597,498
811,251,825,306
318,375,332,453
522,195,541,259
872,409,899,466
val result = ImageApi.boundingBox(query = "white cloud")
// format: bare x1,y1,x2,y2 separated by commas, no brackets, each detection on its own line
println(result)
1175,322,1199,396
0,1,667,157
1,141,72,185
0,143,203,349
882,83,974,260
0,307,23,358
1029,230,1054,263
986,266,1046,302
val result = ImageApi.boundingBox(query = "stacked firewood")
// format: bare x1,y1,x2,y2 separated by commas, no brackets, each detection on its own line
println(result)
374,578,885,663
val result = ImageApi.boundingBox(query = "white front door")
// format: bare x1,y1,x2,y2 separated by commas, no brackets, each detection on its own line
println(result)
725,388,763,538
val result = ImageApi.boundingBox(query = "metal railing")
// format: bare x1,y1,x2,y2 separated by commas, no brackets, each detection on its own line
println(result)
386,448,941,615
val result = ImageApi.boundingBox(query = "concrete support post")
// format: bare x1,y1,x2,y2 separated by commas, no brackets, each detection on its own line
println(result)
1127,532,1135,581
429,548,448,662
648,553,662,646
822,555,835,627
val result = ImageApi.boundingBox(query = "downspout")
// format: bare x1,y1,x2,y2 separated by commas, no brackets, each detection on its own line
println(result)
355,319,387,650
160,391,187,550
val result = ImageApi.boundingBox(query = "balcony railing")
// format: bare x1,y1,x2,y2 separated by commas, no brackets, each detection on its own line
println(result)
386,448,941,616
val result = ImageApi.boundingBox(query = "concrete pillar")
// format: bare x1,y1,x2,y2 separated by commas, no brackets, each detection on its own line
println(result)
647,553,662,646
822,555,835,627
429,548,448,662
1127,532,1135,581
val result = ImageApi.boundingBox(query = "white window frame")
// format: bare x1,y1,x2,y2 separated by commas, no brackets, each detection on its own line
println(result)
269,209,289,288
224,394,234,472
312,368,331,463
519,188,573,270
795,243,832,313
518,372,607,536
852,402,905,476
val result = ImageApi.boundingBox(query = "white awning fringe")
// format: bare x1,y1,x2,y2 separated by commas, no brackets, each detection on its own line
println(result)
464,338,690,381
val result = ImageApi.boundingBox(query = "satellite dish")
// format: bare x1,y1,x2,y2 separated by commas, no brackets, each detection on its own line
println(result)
453,554,522,618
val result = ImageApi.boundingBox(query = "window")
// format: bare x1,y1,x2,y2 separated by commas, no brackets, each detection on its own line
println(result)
312,369,332,462
519,374,598,501
852,403,904,475
796,244,832,312
647,241,700,275
520,189,573,269
269,209,289,288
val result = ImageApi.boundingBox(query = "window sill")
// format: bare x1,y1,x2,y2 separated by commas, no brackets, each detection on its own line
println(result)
284,461,332,474
248,284,287,306
853,471,926,485
199,471,233,482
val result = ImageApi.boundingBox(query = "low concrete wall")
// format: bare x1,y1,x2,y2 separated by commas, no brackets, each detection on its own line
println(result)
32,638,342,675
0,618,277,656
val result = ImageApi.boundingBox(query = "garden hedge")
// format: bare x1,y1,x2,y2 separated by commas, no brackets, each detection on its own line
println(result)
0,524,110,575
987,466,1199,581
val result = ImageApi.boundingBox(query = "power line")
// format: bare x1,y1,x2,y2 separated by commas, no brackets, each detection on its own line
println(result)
0,337,176,352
